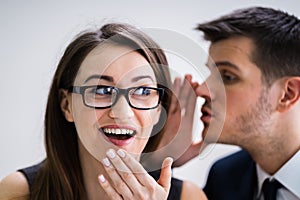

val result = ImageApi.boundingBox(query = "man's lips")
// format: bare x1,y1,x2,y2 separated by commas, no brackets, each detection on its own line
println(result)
99,125,137,147
201,107,212,124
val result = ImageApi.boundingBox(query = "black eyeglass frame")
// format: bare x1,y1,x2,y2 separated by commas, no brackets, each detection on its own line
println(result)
68,85,165,110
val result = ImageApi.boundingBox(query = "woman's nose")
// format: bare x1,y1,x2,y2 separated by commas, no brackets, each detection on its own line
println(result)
108,96,134,119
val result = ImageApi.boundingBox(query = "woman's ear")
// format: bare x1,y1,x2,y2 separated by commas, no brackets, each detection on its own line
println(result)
277,77,300,112
153,105,162,125
59,89,74,122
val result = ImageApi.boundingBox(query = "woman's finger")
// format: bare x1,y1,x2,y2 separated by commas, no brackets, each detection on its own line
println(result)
98,174,123,200
115,149,158,187
102,155,134,199
106,149,146,187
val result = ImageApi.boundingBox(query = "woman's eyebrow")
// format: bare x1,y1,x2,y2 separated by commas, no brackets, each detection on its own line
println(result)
131,75,155,83
84,75,114,83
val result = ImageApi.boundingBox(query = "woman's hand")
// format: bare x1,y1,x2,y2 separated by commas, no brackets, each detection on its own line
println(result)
98,149,173,200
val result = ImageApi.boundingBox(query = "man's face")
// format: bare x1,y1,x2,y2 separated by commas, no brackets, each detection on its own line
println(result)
199,36,278,148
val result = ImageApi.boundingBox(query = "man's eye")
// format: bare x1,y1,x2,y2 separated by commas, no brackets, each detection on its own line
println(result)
221,70,238,83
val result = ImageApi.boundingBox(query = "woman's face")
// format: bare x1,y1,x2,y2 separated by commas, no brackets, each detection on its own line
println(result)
68,44,161,161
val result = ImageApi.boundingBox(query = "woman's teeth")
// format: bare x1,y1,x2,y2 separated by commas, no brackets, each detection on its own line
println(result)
103,128,135,136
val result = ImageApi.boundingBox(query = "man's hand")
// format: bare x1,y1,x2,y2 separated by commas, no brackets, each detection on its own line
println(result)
158,74,207,167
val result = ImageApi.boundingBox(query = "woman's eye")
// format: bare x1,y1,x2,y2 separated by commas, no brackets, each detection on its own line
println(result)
133,88,151,96
95,88,106,95
93,87,113,95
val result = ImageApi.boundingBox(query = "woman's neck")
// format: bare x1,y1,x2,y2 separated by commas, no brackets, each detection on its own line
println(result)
78,141,108,200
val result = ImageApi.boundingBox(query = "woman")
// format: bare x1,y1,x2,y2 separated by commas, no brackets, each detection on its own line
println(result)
0,23,206,199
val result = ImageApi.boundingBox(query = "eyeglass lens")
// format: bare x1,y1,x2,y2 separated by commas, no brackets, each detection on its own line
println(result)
84,86,160,109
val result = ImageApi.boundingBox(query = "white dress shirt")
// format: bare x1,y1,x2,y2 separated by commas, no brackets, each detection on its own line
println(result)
256,150,300,200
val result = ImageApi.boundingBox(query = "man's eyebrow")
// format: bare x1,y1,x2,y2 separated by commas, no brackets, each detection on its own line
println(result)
84,75,114,83
207,61,240,71
131,75,155,82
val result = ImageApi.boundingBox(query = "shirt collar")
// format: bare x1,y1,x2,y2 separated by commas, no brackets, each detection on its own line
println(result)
256,150,300,198
256,164,269,198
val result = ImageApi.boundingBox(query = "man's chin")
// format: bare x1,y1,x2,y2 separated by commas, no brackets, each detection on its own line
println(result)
202,128,223,144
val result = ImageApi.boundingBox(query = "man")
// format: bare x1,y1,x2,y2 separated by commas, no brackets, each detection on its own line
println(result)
161,6,300,200
195,6,300,200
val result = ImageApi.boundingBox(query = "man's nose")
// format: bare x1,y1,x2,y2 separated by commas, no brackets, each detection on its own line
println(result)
196,82,210,98
108,96,134,119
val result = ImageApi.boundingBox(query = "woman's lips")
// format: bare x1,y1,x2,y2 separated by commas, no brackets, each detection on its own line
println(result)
99,125,136,147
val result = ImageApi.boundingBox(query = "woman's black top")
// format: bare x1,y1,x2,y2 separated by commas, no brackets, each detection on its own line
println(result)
18,162,182,200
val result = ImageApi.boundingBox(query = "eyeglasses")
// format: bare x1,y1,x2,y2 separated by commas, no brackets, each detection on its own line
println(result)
68,85,164,110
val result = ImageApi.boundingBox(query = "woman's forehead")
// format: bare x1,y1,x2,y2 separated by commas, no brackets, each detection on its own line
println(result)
74,44,156,85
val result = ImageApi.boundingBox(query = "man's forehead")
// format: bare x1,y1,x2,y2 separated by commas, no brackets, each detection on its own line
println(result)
209,36,254,55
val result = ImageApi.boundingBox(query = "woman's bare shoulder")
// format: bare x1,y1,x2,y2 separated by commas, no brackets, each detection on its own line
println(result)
0,172,30,200
181,180,207,200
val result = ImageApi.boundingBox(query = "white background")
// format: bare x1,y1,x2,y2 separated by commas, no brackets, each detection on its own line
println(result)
0,0,299,188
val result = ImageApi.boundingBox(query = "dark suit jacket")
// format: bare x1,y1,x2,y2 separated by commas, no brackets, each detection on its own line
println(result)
203,150,258,200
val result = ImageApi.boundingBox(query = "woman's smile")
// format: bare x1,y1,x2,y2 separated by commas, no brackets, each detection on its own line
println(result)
99,125,137,147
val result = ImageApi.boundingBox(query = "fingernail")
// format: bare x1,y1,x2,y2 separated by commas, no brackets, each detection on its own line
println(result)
107,149,116,159
102,157,110,167
98,174,105,183
117,149,125,158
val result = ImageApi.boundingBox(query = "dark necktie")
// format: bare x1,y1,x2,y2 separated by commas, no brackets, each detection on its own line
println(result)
262,178,283,200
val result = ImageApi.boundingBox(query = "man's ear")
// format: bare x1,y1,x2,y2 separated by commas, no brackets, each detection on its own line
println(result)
277,77,300,112
59,89,74,122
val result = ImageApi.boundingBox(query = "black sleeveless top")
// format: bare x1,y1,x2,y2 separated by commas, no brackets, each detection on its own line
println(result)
18,163,182,200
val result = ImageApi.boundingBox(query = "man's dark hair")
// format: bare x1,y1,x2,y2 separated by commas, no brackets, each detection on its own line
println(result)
196,6,300,85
